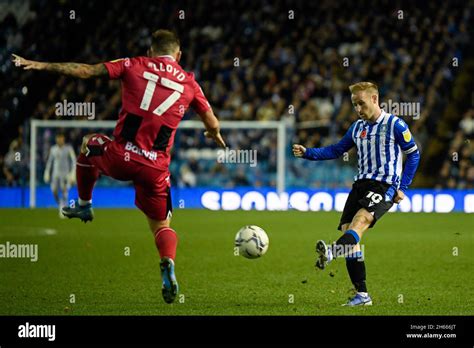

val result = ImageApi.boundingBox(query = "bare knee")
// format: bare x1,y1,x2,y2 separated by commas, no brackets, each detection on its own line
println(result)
351,214,371,229
81,134,95,154
147,217,171,234
349,209,374,236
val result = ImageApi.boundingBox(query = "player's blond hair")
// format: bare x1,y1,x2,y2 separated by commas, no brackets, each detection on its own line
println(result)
349,82,379,95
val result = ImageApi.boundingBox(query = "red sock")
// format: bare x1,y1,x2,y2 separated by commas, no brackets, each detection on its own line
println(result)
76,154,99,201
154,227,178,260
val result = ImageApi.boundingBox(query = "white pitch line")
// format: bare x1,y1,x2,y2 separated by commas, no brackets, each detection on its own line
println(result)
0,227,58,237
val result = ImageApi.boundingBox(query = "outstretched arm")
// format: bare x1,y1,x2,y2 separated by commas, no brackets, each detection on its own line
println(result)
12,54,108,79
293,124,355,160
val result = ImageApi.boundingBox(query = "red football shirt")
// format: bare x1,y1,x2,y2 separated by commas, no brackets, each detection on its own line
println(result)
103,55,211,170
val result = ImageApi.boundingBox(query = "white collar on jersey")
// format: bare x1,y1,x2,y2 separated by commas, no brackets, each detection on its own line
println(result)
365,110,386,125
157,55,176,61
374,110,386,123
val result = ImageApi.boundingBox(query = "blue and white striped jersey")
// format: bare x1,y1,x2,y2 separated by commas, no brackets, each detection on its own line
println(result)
303,110,420,191
351,110,418,185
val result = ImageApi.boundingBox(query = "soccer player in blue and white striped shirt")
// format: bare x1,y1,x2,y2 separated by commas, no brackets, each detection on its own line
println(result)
293,82,420,306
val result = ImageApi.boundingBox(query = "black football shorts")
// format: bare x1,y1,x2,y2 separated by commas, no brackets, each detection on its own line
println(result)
338,179,394,230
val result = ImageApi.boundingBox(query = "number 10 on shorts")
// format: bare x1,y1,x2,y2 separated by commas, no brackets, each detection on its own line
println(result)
366,191,382,204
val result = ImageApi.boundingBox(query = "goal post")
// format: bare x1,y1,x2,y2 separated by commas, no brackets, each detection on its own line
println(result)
29,119,287,208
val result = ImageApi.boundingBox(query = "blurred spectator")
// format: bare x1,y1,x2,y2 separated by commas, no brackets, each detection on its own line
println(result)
3,132,28,186
436,109,473,189
0,0,472,188
178,163,197,187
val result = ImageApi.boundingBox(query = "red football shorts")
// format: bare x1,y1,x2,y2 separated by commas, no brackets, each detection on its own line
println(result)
82,134,172,221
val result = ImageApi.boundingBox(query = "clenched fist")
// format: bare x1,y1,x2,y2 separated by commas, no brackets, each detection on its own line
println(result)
393,190,405,204
292,144,306,157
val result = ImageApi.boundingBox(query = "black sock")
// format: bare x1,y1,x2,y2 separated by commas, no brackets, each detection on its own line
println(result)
333,230,359,258
346,257,367,292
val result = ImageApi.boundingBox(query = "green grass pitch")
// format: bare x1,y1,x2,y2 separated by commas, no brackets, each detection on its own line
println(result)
0,208,472,315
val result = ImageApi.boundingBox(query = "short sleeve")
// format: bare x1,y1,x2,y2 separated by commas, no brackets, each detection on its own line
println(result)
190,80,211,114
103,58,130,80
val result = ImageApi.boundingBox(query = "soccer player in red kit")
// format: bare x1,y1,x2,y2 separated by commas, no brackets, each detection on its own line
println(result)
13,30,226,304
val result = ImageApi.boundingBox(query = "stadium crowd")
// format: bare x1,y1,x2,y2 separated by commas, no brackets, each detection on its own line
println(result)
0,0,472,188
436,108,474,189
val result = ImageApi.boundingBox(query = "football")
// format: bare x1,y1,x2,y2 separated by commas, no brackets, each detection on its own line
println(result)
235,225,269,259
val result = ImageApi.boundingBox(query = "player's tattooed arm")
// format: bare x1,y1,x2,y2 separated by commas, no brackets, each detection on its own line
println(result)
12,54,107,79
40,62,107,79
